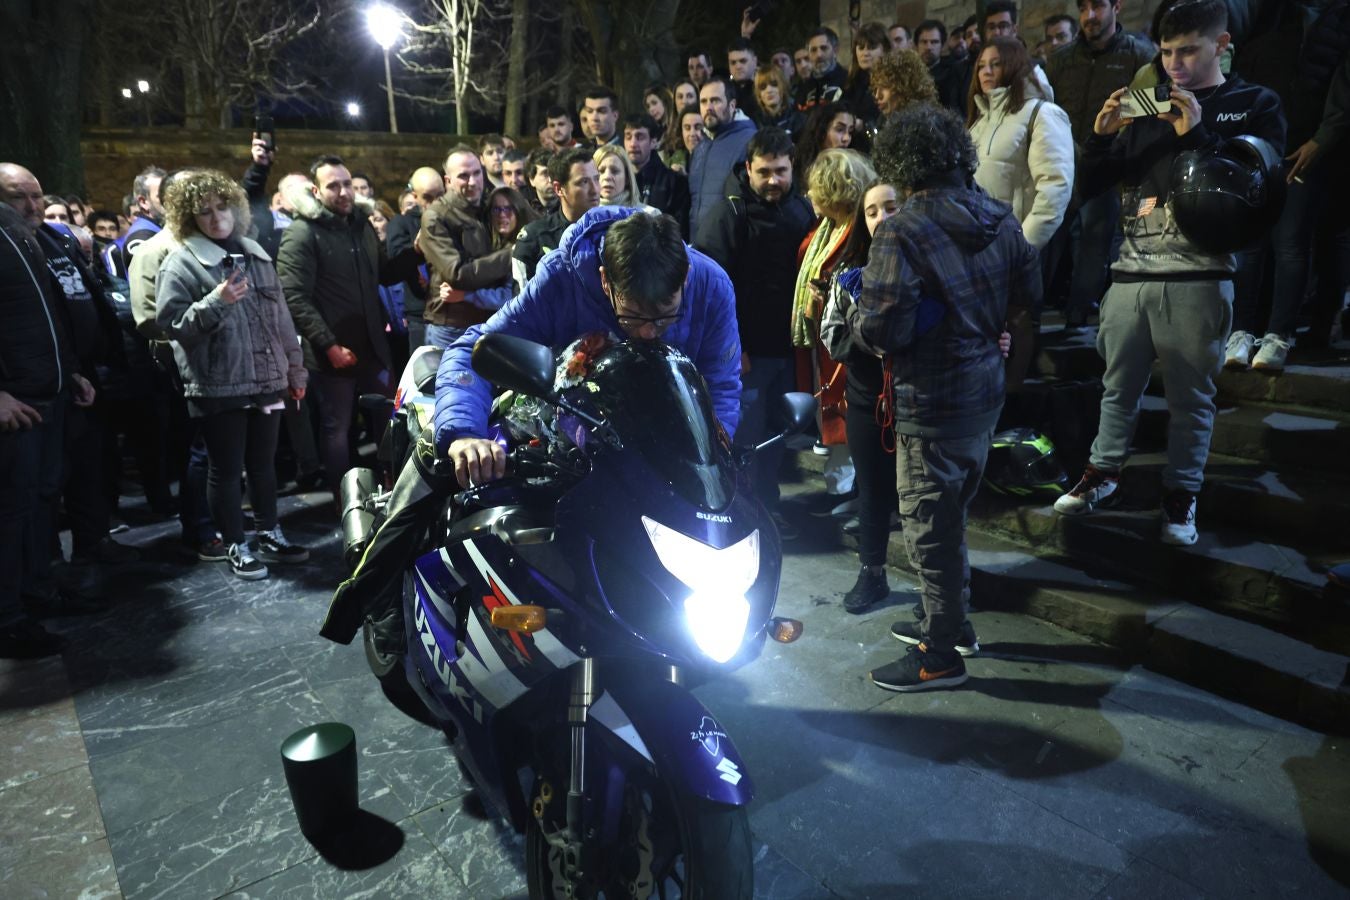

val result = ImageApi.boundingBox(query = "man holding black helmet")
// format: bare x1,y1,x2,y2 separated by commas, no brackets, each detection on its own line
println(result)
1053,0,1285,547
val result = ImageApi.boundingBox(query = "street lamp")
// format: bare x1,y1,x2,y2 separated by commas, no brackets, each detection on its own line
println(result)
366,4,403,134
121,88,133,99
136,79,151,126
346,101,363,118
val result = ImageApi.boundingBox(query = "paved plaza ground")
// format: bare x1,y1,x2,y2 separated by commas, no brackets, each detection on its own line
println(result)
2,490,1348,898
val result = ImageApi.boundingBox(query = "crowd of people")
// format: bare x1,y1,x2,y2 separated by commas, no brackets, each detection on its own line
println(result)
3,0,1349,690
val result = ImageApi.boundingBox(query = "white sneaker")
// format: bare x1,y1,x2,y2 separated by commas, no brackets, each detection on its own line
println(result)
1251,333,1290,371
1224,330,1255,369
1160,491,1198,546
1053,466,1119,516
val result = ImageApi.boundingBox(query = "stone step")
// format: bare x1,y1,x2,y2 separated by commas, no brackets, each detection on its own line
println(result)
787,448,1348,649
960,532,1350,734
1133,395,1350,473
790,475,1350,734
1032,334,1104,381
1153,349,1350,415
965,498,1350,655
1117,452,1350,551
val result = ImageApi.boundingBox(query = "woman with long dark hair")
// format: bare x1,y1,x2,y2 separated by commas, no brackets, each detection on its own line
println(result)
845,23,892,128
966,36,1073,252
794,101,857,189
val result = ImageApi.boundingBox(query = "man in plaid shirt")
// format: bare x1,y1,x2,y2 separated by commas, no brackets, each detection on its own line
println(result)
856,105,1040,692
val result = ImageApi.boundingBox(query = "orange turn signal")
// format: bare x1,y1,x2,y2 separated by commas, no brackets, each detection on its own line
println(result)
490,605,548,633
770,617,804,643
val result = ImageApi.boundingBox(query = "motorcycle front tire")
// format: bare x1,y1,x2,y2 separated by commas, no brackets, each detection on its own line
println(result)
525,785,752,900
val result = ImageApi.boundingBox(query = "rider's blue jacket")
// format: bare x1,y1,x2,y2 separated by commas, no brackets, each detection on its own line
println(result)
433,205,742,454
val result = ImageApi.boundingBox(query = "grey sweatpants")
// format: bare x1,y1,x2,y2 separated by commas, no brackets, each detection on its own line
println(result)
897,429,992,654
1089,280,1233,494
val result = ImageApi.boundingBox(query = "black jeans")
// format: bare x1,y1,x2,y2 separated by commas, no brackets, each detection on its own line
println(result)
845,361,897,568
199,407,283,545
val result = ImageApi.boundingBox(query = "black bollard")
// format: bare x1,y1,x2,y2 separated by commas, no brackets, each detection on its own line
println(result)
280,722,359,841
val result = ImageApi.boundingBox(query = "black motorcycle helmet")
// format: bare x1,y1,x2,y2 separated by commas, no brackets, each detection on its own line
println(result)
982,428,1069,497
1169,134,1286,254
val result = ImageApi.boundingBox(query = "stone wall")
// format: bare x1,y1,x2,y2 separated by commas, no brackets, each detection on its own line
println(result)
79,127,473,212
817,1,1162,59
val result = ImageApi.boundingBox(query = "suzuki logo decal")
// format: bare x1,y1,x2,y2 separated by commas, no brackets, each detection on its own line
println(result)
716,757,742,785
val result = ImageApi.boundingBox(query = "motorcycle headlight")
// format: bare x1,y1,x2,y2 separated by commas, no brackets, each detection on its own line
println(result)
683,590,751,663
642,517,760,663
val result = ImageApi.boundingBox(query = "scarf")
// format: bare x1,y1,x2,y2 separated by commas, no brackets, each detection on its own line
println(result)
791,218,849,348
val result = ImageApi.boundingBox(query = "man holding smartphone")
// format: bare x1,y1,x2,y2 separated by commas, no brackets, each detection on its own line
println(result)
1054,0,1285,546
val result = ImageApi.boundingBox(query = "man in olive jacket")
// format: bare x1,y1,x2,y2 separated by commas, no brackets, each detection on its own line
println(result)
418,146,514,348
276,154,419,495
1046,0,1156,328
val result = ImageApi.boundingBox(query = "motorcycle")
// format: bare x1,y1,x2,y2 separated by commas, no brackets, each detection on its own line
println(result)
341,333,815,898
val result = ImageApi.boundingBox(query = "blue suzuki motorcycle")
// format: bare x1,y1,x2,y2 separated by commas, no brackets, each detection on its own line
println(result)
345,333,814,898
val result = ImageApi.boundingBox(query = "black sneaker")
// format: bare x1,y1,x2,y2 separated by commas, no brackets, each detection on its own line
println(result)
0,617,66,659
254,526,310,564
843,567,889,614
870,643,968,692
228,542,269,580
197,538,229,562
890,619,980,656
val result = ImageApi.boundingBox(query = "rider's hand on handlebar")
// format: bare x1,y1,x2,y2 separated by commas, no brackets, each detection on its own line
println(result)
449,437,507,488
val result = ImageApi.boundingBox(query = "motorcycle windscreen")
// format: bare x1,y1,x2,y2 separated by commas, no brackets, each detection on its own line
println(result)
585,342,736,511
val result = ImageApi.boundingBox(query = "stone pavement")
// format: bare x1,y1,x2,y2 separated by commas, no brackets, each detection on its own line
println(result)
2,491,1348,899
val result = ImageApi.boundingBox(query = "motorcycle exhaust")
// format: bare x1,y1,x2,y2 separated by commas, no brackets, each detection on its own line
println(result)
339,467,377,568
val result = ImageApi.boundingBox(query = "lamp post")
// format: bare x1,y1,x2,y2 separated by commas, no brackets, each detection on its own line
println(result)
346,101,363,122
366,4,403,134
137,79,151,127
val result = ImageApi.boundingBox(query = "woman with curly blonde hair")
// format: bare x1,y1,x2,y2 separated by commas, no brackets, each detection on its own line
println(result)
155,169,308,581
791,148,877,494
868,49,939,120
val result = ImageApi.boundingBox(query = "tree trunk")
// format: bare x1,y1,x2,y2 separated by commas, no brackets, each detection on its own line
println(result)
575,0,680,113
504,0,529,137
558,1,577,112
0,2,91,193
183,61,207,130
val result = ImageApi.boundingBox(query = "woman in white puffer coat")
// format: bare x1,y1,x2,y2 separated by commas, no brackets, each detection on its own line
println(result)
966,37,1074,252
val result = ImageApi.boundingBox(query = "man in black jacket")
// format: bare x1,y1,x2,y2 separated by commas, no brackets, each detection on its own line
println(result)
0,188,98,657
1047,0,1156,327
794,27,848,111
915,20,969,115
694,127,813,521
512,147,598,291
624,114,691,237
277,154,421,497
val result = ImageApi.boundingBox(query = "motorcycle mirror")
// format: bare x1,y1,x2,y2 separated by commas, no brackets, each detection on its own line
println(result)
471,333,558,400
742,393,820,462
780,392,818,435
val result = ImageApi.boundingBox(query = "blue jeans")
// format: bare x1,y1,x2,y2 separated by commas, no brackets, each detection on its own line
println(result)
311,362,394,493
425,324,466,350
1066,190,1123,325
0,405,59,625
735,356,795,510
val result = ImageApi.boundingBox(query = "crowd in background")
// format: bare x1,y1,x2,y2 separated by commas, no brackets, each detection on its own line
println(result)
2,0,1348,663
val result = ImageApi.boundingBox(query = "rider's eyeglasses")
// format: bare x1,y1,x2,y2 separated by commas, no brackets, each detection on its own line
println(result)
606,284,682,333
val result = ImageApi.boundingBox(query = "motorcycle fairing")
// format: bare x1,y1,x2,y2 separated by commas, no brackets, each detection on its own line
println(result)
589,675,755,807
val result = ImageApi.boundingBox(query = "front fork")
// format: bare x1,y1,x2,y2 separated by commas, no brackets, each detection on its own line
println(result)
535,659,681,885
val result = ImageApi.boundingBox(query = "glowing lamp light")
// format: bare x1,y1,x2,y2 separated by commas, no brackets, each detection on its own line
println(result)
346,102,362,118
136,80,150,93
366,4,404,50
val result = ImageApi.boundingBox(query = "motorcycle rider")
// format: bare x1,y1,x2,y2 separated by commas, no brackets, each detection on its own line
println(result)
321,206,741,645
